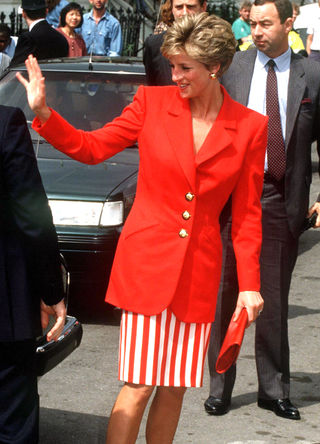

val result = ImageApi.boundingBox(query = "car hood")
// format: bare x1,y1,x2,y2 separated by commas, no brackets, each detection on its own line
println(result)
35,143,139,201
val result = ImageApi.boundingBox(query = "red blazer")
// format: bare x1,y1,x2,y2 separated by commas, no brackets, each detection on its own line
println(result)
34,85,268,323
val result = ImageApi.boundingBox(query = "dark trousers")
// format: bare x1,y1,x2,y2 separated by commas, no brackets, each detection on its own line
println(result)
0,339,39,444
208,178,299,400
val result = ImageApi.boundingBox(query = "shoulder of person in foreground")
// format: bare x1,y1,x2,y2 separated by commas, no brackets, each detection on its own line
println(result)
144,31,165,48
140,84,178,103
221,85,267,122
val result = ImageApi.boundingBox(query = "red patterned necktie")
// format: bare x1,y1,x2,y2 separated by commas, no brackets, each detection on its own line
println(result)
266,59,286,181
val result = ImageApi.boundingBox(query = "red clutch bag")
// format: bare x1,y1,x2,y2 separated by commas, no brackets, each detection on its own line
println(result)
215,308,248,374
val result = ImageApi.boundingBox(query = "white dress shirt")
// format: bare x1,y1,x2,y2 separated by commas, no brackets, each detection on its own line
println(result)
247,47,291,170
307,11,320,50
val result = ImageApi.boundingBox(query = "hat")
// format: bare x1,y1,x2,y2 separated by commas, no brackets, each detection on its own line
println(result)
21,0,47,10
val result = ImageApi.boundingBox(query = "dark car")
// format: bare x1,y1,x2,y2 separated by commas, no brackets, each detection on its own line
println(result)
0,57,146,314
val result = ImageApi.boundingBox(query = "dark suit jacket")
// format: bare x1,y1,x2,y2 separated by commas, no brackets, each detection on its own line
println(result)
10,20,69,67
0,106,63,342
220,48,320,239
143,32,175,86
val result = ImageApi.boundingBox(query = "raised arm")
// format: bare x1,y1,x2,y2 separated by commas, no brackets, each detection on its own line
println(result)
16,55,51,124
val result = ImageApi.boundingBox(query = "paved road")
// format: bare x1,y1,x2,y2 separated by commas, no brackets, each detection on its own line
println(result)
38,152,320,444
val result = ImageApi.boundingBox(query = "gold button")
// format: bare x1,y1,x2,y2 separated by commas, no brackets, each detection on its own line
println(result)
179,229,188,238
185,192,194,202
182,211,191,220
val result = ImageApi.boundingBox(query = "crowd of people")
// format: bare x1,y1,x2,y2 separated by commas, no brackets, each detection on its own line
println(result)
0,0,123,75
1,0,320,443
0,0,316,69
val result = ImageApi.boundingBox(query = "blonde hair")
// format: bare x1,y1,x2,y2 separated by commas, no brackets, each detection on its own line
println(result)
161,12,237,77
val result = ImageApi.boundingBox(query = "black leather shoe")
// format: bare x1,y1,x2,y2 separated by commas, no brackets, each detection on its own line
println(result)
204,396,231,415
258,397,301,420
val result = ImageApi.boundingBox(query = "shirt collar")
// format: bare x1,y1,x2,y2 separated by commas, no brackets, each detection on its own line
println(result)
256,46,291,71
88,9,109,21
29,18,45,31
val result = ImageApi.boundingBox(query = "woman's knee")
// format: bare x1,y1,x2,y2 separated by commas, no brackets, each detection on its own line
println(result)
156,386,187,401
123,383,155,405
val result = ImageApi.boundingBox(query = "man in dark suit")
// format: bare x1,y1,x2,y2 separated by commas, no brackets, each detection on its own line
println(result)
10,0,69,67
143,31,175,86
0,105,66,443
205,0,320,421
143,0,207,85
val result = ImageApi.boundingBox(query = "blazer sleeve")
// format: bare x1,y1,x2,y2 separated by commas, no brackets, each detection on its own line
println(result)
1,107,64,306
231,114,268,291
33,85,147,163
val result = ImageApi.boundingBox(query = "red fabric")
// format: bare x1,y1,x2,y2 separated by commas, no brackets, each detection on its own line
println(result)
216,307,248,373
33,85,268,323
56,28,87,56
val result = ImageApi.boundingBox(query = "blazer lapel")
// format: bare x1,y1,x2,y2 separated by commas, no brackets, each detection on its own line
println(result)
165,91,196,191
164,87,240,182
286,53,306,148
195,87,236,165
236,50,256,105
221,49,257,106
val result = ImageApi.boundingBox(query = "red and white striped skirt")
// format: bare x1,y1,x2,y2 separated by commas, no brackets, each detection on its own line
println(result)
118,307,211,388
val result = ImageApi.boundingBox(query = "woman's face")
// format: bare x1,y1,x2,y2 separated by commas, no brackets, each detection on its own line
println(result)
65,9,82,29
169,51,217,99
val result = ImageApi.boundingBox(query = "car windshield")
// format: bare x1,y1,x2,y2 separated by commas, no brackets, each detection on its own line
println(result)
0,70,143,140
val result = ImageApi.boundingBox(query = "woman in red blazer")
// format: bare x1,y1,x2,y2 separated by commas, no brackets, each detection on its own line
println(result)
19,13,267,444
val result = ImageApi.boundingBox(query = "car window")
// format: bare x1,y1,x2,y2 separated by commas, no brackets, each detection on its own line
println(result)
0,70,144,136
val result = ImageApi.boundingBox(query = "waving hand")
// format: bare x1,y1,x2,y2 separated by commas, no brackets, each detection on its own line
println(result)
16,55,51,124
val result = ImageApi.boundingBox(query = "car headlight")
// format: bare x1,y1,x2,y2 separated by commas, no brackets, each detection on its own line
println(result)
49,200,124,226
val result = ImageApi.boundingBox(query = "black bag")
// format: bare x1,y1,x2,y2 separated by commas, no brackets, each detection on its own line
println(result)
36,254,83,377
36,315,83,376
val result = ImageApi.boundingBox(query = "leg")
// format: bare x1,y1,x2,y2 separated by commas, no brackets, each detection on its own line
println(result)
106,383,154,444
206,210,239,412
0,339,39,444
256,180,299,400
146,386,187,444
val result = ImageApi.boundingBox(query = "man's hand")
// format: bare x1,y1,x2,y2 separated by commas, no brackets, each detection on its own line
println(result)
233,291,264,327
40,299,67,342
307,202,320,228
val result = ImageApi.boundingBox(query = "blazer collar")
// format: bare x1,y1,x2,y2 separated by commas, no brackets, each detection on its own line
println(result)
29,18,46,31
164,87,237,191
165,89,195,190
232,49,257,105
286,51,307,146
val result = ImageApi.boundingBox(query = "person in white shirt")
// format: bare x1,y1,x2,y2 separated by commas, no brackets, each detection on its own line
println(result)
0,24,17,60
306,0,320,62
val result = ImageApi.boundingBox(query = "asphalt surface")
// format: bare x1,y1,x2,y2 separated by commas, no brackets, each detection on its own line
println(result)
38,150,320,444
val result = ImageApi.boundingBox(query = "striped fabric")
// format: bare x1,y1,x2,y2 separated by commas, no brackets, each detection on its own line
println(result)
119,307,211,388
